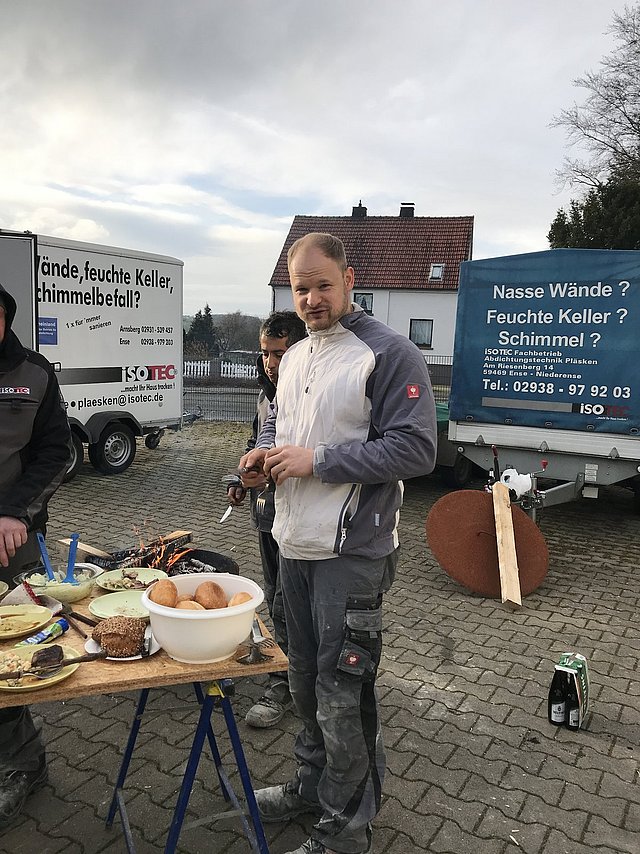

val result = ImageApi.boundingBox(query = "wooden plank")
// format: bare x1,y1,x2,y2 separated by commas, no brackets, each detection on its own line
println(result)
57,538,111,562
491,482,522,608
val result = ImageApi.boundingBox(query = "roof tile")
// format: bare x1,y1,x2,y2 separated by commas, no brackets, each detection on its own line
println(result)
269,215,474,290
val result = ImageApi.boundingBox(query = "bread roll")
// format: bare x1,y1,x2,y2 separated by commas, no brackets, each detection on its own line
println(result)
176,594,194,604
194,580,227,609
175,600,205,610
149,578,178,608
227,591,253,607
92,616,146,657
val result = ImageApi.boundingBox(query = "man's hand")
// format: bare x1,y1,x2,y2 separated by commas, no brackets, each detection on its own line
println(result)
238,448,268,488
264,446,314,484
0,517,28,568
227,485,247,506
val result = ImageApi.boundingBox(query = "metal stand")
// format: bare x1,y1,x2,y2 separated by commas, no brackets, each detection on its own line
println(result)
106,680,270,854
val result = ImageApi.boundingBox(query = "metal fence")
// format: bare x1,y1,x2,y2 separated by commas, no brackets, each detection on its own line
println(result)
424,355,452,404
183,354,453,423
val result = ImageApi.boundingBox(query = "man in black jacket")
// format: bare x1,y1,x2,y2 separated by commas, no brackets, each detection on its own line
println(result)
0,283,71,829
227,311,306,727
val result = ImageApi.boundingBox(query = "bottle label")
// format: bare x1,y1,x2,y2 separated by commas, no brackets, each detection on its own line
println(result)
569,708,580,727
550,702,565,723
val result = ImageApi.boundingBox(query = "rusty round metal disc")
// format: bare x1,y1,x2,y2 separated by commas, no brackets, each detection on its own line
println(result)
425,489,549,597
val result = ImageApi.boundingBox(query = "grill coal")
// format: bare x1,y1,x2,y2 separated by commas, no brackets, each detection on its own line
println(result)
167,549,239,576
60,532,240,577
88,532,193,570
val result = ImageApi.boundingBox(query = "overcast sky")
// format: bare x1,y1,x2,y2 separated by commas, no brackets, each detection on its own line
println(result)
0,1,623,317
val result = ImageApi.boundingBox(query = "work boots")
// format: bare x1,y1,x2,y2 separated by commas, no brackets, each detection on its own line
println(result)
254,779,320,823
283,836,372,854
245,679,293,728
0,758,48,830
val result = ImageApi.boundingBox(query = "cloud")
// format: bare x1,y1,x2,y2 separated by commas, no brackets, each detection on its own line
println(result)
0,0,622,316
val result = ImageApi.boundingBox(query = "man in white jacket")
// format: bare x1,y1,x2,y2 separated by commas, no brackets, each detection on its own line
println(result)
240,233,437,854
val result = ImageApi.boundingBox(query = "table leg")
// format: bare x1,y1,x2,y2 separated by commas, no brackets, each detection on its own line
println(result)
192,680,230,802
164,690,215,853
106,688,150,831
220,690,270,854
165,681,270,854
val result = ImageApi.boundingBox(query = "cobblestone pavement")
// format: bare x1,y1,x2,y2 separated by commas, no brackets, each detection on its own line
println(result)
2,422,639,854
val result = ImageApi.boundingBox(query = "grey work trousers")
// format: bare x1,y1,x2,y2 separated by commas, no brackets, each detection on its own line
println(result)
0,532,46,773
280,550,397,854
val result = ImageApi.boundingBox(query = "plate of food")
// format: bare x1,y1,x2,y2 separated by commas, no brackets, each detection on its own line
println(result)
95,567,168,592
89,591,149,621
84,620,160,661
0,605,52,640
0,644,81,692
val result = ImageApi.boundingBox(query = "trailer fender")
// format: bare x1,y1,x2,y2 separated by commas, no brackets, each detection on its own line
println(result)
83,411,142,444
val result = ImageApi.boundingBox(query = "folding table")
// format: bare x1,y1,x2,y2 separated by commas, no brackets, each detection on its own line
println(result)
0,613,286,853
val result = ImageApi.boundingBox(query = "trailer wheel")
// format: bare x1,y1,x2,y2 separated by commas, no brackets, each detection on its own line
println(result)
64,433,85,483
88,423,136,475
441,453,474,489
144,431,162,450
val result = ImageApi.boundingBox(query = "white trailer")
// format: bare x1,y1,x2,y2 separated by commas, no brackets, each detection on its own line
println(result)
0,230,183,476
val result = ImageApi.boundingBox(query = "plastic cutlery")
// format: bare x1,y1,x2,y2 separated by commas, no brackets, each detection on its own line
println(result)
63,533,80,585
35,533,56,581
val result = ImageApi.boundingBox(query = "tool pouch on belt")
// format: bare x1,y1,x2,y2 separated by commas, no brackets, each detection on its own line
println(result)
337,597,383,681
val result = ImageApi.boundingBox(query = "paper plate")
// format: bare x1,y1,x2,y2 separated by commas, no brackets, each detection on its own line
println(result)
0,644,81,692
95,567,168,592
84,625,161,661
89,591,149,621
0,605,52,640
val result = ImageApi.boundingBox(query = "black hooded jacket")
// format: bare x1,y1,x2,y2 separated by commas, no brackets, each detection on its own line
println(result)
0,283,71,532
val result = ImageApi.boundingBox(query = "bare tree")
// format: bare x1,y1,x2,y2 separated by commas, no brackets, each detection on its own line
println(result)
215,311,262,352
552,4,640,188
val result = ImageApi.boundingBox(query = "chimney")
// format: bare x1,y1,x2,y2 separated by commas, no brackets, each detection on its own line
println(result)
399,202,415,218
352,200,367,218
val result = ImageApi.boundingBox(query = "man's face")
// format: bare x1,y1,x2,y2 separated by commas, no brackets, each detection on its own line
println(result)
0,306,5,344
260,334,289,385
289,245,354,331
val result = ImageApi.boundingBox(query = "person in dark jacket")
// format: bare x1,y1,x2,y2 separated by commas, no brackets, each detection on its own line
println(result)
227,311,307,727
0,283,71,829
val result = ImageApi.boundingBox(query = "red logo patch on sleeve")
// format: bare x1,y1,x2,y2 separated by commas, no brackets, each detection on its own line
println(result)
406,384,420,399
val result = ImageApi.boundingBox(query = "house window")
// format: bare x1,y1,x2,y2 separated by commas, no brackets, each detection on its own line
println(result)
353,292,373,313
409,319,433,349
429,264,444,281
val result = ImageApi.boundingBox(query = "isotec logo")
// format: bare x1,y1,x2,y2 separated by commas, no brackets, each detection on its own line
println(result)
122,365,177,382
572,403,630,417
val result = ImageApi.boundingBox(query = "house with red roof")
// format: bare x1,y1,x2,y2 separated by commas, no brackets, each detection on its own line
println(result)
269,202,474,357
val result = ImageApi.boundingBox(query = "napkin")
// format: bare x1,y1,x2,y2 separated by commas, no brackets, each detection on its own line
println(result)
2,582,62,614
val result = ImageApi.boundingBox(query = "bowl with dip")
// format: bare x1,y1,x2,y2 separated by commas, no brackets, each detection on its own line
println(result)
14,563,102,604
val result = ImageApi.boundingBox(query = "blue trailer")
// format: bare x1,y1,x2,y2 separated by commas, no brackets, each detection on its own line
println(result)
448,249,640,508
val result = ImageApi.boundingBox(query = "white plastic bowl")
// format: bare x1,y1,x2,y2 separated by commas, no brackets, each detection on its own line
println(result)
141,572,264,664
